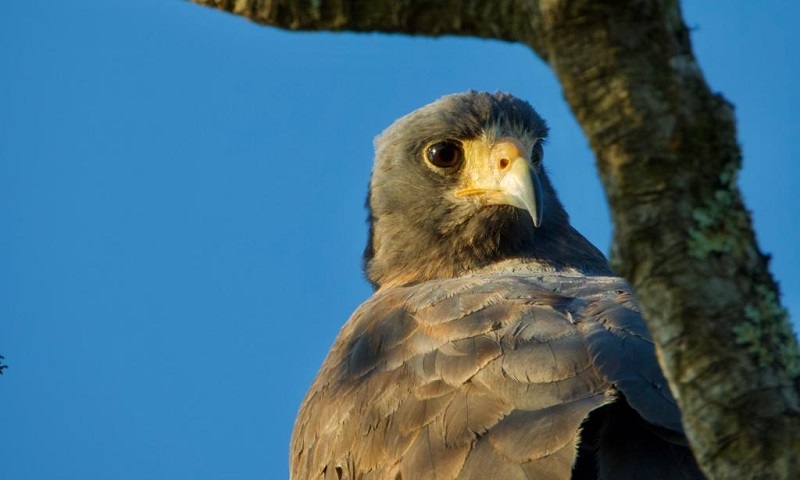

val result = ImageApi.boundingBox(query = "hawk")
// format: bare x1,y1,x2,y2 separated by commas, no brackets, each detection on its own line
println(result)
290,92,703,479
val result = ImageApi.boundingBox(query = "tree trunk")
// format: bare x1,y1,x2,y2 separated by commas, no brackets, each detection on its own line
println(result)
188,0,800,477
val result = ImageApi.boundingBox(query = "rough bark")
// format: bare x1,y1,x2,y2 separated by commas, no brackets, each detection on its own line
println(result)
188,0,800,478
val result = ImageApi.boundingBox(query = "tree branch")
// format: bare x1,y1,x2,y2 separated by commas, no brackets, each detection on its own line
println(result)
188,0,800,477
537,2,800,478
190,0,546,51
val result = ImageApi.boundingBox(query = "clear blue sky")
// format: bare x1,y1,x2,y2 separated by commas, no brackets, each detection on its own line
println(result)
1,1,797,479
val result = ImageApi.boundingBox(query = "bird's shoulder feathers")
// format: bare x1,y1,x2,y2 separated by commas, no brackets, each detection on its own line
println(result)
290,272,693,479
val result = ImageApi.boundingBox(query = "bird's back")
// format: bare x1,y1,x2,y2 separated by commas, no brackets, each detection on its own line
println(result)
290,270,702,479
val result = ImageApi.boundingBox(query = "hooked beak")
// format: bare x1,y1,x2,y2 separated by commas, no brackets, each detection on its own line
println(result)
454,137,544,227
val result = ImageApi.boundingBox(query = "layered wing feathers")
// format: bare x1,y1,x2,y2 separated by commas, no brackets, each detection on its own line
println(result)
291,273,684,479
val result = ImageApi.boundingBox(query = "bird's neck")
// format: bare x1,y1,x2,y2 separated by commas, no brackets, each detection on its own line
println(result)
364,213,611,290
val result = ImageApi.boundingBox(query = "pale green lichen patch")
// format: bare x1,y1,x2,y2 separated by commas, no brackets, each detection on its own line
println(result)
733,284,800,378
688,163,749,259
689,162,800,377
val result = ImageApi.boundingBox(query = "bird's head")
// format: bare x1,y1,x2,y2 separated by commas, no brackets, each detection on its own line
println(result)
364,91,609,290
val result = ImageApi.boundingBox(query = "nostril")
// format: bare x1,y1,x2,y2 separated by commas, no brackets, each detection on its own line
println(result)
499,158,510,170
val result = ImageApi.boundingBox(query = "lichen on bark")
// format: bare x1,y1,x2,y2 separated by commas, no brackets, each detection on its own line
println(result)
735,284,799,376
687,160,753,261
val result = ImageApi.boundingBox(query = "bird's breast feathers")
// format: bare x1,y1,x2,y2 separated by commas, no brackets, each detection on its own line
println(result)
291,272,681,479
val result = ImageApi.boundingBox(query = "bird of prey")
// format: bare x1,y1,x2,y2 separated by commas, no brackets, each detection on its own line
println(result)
290,92,703,479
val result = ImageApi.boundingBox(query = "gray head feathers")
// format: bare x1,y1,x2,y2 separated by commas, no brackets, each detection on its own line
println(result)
363,91,610,289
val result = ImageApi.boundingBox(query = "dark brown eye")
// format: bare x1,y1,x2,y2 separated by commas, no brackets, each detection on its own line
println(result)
426,141,463,169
